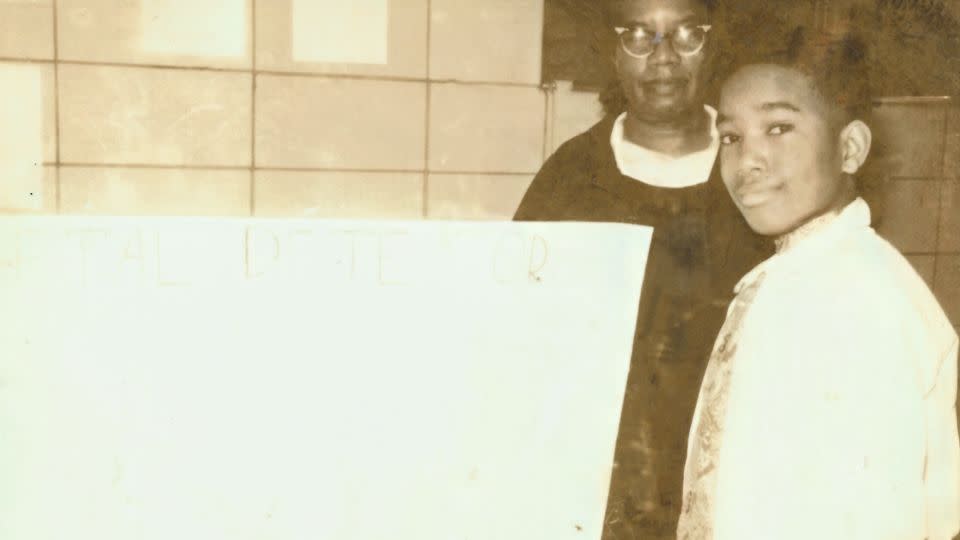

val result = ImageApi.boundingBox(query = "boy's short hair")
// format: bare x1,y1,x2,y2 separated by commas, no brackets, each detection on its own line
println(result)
729,27,873,127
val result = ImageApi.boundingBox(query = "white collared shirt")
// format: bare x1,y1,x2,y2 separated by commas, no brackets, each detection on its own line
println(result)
609,105,720,188
682,198,960,539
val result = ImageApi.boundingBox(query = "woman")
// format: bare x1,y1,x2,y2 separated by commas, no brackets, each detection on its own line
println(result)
515,0,770,537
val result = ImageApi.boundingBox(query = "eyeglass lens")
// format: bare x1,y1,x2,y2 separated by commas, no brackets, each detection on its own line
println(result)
621,25,708,56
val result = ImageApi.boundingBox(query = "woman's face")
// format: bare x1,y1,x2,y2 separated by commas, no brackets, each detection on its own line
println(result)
610,0,711,123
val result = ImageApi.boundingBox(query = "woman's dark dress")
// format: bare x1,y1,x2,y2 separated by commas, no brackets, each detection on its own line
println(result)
514,115,771,538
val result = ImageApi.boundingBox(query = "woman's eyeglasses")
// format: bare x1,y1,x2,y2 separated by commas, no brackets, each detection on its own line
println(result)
614,24,712,59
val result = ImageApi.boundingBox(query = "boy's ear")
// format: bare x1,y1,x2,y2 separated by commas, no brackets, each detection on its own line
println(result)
839,119,872,175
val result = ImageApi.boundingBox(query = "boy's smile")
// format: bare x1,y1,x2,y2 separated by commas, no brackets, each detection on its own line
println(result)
716,64,859,237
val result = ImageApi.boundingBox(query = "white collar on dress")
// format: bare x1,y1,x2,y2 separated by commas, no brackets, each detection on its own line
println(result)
609,105,719,189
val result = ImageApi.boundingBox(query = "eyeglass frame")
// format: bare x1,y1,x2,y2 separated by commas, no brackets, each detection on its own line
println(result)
613,24,713,59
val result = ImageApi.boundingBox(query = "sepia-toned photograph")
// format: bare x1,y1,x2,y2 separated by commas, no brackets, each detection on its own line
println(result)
0,1,958,539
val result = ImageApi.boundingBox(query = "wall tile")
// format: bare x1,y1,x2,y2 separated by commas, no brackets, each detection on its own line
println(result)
57,0,251,68
427,173,533,220
873,179,940,253
256,75,426,170
941,180,960,252
254,170,422,218
58,65,251,166
548,81,602,156
430,0,543,84
870,103,946,179
429,83,545,173
934,254,960,327
0,62,57,161
0,0,54,59
945,105,959,178
256,0,427,78
59,167,250,215
0,167,57,215
0,62,56,211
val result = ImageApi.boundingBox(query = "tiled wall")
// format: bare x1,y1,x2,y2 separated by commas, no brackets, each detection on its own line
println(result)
870,99,960,334
0,0,553,220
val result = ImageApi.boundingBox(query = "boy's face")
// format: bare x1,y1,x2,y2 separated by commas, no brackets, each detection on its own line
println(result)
717,64,849,236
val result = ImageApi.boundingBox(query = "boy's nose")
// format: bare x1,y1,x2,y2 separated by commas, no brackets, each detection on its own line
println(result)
737,138,768,179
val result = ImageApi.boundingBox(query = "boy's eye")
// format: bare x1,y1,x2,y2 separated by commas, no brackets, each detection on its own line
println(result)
719,133,740,145
768,123,794,135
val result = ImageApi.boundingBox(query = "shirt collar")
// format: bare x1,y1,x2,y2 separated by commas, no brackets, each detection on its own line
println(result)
734,197,872,293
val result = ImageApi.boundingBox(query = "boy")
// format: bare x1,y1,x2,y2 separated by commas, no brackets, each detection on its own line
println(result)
677,33,960,539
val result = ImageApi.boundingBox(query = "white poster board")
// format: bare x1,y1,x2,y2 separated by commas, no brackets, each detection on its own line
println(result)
0,218,652,540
